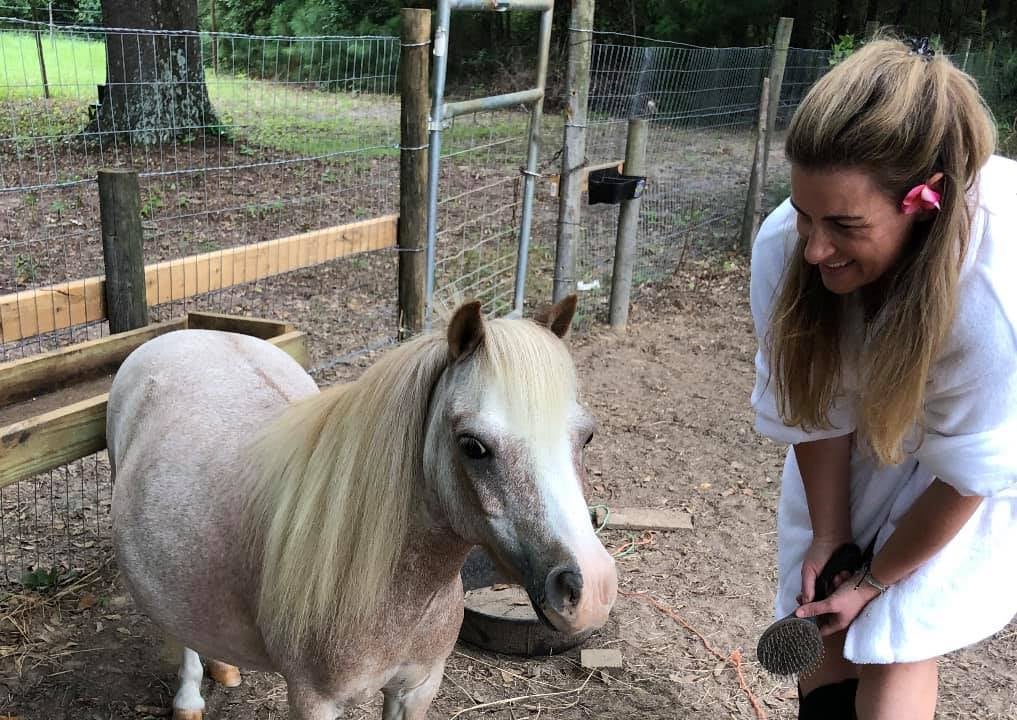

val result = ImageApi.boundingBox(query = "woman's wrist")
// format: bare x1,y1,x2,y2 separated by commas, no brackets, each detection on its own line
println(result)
867,557,898,588
812,526,852,545
855,564,891,595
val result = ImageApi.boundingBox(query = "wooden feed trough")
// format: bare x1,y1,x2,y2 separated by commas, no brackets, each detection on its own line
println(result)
0,312,308,489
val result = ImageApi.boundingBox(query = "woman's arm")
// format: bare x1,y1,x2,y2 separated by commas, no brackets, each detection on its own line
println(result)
794,433,853,603
868,479,983,585
795,434,853,540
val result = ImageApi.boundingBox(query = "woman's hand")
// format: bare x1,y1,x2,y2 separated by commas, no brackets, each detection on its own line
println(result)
795,572,881,636
797,536,855,605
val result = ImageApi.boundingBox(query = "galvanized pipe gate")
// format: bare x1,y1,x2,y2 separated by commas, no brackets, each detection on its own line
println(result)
424,0,554,327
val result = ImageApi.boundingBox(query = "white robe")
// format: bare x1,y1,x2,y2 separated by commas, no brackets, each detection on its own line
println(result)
750,154,1017,663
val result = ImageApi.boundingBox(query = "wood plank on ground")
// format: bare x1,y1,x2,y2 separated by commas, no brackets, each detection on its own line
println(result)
593,506,694,531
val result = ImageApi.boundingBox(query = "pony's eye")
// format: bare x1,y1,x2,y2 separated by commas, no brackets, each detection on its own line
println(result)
584,431,595,448
458,436,489,460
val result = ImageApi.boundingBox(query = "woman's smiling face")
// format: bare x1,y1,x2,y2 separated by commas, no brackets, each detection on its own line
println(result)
790,165,919,295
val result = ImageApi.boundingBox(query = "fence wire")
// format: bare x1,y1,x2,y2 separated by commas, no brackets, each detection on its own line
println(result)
571,38,780,324
0,18,400,358
430,109,530,318
0,19,402,583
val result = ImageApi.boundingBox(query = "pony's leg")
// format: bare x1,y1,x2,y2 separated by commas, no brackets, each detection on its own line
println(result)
381,669,443,720
287,681,341,720
172,647,206,720
206,659,242,687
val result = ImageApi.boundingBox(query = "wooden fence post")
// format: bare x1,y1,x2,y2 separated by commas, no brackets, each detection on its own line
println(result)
98,168,149,333
34,30,50,99
864,20,879,41
553,0,594,304
762,17,793,180
740,78,770,250
398,8,431,339
608,118,648,331
210,0,219,74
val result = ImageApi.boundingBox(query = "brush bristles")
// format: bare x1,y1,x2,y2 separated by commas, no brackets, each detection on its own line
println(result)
756,614,825,676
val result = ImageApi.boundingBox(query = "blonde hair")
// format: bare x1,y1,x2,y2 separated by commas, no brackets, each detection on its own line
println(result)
241,317,576,656
770,38,996,464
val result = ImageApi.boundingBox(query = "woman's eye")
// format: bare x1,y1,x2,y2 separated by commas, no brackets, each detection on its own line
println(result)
458,436,489,460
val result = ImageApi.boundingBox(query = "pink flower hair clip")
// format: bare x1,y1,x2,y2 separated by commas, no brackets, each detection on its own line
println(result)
901,176,943,215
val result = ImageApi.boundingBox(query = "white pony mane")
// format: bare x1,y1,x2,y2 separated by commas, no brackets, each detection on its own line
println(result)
241,314,577,655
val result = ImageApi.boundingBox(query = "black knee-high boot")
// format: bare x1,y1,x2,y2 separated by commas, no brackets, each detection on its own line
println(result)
798,679,858,720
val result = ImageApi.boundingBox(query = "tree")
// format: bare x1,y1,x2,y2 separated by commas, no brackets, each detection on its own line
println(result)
85,0,219,145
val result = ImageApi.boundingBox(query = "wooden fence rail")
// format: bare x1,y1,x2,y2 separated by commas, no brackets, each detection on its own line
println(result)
1,214,398,344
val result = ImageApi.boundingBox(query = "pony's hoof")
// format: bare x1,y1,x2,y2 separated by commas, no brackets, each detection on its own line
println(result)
172,710,203,720
208,660,242,687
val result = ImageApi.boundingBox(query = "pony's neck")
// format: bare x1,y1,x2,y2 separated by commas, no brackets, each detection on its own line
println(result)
402,435,474,581
403,517,473,578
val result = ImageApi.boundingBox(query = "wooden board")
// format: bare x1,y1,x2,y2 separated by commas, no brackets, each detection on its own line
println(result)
187,311,294,340
546,160,624,198
0,214,398,343
0,314,309,489
267,330,309,369
0,394,107,489
0,318,187,407
0,277,107,345
144,214,397,306
0,374,114,431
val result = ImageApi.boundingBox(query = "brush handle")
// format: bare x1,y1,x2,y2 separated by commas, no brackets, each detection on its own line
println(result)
813,542,863,602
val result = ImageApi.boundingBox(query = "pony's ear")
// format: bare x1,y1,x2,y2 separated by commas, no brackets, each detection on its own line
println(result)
533,294,578,339
447,300,485,362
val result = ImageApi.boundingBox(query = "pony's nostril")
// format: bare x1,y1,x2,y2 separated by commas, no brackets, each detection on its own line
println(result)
546,566,583,612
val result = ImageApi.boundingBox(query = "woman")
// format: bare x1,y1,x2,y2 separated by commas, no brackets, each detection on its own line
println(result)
750,38,1017,719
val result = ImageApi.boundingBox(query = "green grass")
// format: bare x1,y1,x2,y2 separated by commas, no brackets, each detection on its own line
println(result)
0,32,401,156
0,32,106,100
204,72,398,156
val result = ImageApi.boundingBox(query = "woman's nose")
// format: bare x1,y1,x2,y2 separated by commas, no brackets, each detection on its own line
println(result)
803,229,835,266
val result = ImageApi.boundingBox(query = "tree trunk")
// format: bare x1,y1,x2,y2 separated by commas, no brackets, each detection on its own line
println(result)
85,0,219,145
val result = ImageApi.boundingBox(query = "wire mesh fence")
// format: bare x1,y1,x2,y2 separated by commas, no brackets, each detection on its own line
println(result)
1,18,401,360
428,94,563,319
572,37,777,324
964,47,1016,135
430,109,530,319
0,19,404,583
774,47,831,128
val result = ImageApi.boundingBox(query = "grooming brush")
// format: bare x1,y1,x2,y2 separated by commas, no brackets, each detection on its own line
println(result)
756,543,863,676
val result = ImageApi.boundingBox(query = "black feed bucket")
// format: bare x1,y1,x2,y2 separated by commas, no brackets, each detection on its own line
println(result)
588,167,647,205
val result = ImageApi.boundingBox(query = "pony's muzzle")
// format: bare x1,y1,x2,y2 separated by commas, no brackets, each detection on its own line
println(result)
538,559,615,634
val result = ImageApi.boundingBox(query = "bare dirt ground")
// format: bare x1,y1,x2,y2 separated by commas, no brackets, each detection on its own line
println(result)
2,256,1015,720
